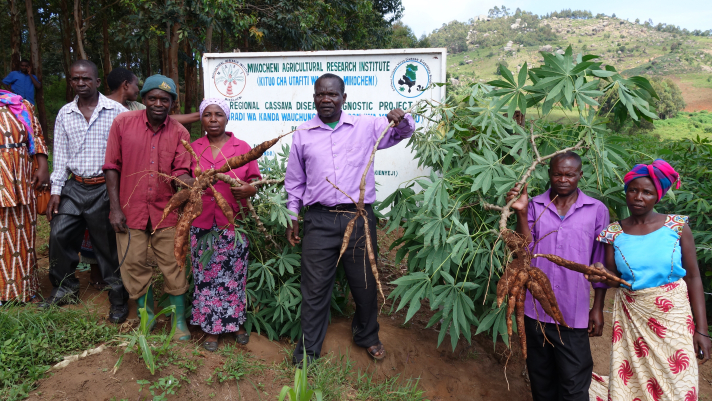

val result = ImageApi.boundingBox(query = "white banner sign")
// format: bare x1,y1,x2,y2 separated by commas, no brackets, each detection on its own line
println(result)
202,48,446,202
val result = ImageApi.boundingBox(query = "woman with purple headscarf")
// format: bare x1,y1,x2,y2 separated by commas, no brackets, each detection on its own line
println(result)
587,159,710,400
189,98,261,351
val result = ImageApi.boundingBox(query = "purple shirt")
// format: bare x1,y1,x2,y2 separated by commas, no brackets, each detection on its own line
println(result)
525,189,609,329
285,112,415,219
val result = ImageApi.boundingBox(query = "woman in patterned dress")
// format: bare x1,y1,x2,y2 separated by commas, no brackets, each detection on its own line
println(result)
189,98,261,351
0,90,49,304
587,159,710,400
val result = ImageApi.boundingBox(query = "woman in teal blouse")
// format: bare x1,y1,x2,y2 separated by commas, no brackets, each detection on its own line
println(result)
587,159,710,400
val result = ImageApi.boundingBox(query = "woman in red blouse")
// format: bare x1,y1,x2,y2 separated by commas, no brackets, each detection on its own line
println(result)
189,99,261,351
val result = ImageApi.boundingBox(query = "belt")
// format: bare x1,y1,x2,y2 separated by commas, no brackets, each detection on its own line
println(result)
311,202,370,211
74,175,106,185
0,142,26,149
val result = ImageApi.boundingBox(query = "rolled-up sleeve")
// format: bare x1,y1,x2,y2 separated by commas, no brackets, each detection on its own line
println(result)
591,203,611,289
375,114,415,149
102,117,123,172
285,133,305,220
171,130,191,177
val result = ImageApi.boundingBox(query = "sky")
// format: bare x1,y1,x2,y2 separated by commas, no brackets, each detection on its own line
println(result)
400,0,712,37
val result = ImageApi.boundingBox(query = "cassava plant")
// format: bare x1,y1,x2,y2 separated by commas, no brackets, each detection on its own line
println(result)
381,46,658,352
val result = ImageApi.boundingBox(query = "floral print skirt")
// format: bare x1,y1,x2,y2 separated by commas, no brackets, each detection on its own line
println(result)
190,224,249,335
588,279,698,401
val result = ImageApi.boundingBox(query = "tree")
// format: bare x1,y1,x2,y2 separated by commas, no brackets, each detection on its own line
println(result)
7,0,22,71
24,0,48,137
390,20,419,48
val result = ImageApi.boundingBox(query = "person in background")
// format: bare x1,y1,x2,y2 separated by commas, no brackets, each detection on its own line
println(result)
285,73,414,365
106,67,200,124
41,60,129,324
189,98,260,351
2,60,41,105
0,90,49,304
103,75,194,341
505,151,609,401
587,159,710,400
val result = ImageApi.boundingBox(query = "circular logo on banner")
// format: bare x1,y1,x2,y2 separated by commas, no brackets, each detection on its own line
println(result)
212,60,248,98
390,59,431,98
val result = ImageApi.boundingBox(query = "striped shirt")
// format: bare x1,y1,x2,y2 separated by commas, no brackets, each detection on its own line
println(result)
50,94,127,195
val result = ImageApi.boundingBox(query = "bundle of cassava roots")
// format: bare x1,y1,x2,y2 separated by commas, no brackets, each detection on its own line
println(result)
158,132,290,269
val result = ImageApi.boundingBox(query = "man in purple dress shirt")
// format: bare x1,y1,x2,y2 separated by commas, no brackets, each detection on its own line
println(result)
285,73,414,365
506,152,608,401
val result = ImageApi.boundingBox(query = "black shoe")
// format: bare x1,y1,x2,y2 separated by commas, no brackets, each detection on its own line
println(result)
292,354,317,368
108,304,129,324
203,341,218,352
38,288,79,309
235,332,250,345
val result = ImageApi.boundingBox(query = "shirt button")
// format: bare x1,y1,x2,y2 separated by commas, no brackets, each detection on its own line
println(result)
150,174,153,177
211,197,215,201
151,161,154,164
333,154,337,157
335,167,339,170
555,285,560,289
152,146,155,149
557,245,562,249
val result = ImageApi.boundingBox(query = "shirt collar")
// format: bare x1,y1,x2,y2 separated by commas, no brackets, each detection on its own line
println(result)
532,188,596,208
314,110,355,130
65,93,120,114
142,109,170,132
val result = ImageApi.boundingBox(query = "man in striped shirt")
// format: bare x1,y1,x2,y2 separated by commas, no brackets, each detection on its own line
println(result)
40,60,129,324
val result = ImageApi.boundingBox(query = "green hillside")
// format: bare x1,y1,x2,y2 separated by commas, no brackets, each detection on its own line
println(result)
431,12,712,87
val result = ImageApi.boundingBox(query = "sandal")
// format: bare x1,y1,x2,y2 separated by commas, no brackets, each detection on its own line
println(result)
367,341,386,360
203,341,218,352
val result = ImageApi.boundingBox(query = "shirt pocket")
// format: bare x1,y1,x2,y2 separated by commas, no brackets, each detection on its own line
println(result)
346,144,367,167
158,150,174,174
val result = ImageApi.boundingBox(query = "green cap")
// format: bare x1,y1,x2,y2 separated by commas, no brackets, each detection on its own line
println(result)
140,74,177,100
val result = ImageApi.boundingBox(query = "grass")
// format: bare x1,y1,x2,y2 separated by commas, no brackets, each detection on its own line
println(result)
274,352,428,401
677,73,712,89
652,110,712,140
0,304,119,401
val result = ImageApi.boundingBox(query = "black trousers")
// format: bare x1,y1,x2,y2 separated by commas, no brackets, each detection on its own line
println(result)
525,316,593,401
48,180,127,306
293,204,380,363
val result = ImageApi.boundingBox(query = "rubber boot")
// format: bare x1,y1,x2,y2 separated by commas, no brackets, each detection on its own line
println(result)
169,294,191,341
136,288,156,331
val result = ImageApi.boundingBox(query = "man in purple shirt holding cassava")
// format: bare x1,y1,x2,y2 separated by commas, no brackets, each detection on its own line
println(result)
285,73,414,365
505,151,608,401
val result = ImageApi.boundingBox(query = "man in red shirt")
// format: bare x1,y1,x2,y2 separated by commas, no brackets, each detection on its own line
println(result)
103,75,194,340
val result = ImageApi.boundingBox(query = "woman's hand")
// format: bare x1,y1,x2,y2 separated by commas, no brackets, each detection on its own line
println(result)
584,262,619,286
694,330,711,364
230,184,256,200
31,154,50,190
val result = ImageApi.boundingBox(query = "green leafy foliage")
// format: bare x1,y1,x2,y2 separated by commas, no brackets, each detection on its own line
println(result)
380,49,657,349
114,303,177,375
279,345,324,401
0,305,118,400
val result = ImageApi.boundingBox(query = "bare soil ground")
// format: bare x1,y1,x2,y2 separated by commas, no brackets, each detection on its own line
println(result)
26,228,712,400
670,75,712,112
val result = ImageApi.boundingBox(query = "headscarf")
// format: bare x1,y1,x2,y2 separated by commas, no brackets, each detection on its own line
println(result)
623,159,680,203
199,98,230,118
0,90,35,155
